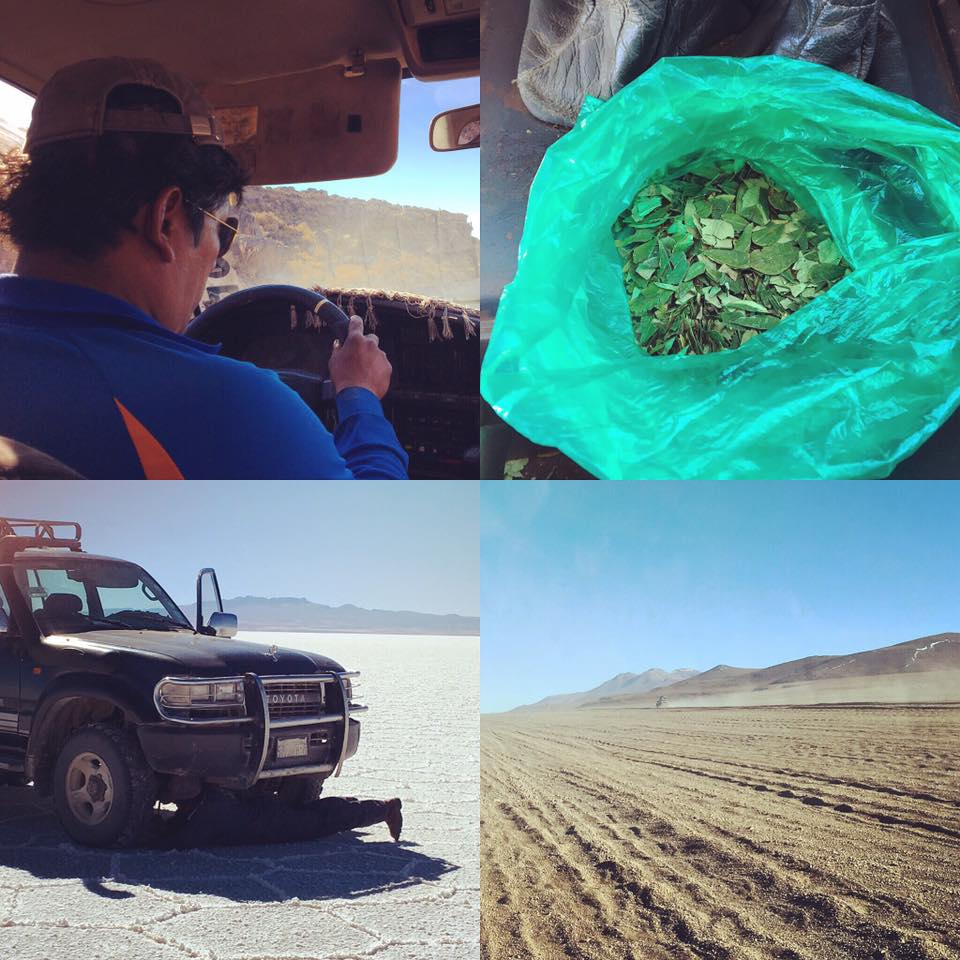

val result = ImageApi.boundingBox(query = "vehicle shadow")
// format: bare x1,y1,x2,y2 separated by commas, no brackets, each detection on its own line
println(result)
0,787,457,903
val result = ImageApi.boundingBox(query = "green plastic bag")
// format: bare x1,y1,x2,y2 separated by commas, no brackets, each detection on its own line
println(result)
480,56,960,479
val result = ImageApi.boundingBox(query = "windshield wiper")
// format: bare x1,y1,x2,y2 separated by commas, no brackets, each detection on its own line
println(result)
70,615,125,631
100,610,189,631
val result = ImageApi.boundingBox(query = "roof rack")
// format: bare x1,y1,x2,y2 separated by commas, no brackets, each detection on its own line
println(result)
0,518,82,561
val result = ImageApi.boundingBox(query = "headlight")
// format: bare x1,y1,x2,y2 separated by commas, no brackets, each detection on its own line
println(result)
341,674,364,710
214,681,244,702
158,679,245,709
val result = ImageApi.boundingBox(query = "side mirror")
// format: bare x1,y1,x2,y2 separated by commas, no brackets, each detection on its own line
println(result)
0,609,9,634
207,611,238,639
195,567,225,634
429,104,480,152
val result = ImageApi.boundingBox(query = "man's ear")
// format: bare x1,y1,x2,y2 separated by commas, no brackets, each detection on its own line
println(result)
143,186,185,264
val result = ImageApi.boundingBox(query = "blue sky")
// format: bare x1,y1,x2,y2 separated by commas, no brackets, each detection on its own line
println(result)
274,77,479,235
1,482,478,616
481,481,960,713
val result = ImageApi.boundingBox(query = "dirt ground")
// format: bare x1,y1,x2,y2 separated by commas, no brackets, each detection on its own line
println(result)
481,706,960,960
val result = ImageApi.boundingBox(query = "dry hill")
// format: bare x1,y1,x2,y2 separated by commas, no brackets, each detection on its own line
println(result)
231,186,479,305
595,632,960,708
515,668,699,711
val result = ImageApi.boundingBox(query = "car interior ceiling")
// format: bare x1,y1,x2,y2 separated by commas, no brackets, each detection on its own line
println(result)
0,0,480,186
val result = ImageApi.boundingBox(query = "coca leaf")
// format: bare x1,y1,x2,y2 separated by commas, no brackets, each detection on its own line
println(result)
614,158,850,356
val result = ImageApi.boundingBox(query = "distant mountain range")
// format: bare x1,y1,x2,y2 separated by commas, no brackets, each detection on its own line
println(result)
513,633,960,710
179,595,479,636
513,668,700,711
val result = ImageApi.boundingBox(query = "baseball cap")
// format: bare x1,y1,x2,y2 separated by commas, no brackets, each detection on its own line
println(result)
24,57,224,154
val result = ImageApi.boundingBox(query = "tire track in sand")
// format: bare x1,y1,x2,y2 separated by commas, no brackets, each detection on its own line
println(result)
482,707,960,960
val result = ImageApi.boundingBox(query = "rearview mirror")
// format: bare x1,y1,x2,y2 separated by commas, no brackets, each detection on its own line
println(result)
430,104,480,152
207,611,238,639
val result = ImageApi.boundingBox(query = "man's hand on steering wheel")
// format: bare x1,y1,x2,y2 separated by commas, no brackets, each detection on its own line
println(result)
329,315,393,399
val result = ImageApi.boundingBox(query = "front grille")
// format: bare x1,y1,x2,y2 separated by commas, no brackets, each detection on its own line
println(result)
263,679,330,721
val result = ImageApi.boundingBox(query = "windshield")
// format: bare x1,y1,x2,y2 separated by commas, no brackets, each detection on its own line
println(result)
0,77,30,274
0,75,479,306
13,557,192,635
226,77,479,307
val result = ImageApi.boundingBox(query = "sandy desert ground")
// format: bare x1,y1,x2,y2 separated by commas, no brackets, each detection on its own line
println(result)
481,705,960,960
0,633,479,960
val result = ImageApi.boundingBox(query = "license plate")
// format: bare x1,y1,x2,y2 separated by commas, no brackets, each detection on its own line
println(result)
276,736,308,759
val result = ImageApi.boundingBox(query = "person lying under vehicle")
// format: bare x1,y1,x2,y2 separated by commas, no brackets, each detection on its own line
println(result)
0,58,407,479
155,792,403,849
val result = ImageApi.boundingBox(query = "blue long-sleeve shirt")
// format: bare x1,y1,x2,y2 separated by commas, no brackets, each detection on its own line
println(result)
0,276,408,479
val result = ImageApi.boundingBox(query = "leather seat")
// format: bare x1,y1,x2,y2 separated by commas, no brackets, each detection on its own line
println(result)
36,593,88,634
517,0,912,127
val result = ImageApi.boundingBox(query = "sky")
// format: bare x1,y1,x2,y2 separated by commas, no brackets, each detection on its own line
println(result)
481,481,960,713
0,75,479,235
1,482,478,616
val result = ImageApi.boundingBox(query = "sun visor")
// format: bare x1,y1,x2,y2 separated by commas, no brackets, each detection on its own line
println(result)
203,58,401,186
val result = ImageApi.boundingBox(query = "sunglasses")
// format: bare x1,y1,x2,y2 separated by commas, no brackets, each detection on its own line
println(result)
195,205,239,258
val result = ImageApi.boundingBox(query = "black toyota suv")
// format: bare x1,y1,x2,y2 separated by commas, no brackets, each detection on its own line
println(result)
0,517,366,847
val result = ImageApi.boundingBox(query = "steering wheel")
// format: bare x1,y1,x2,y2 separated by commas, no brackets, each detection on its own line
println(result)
185,285,352,401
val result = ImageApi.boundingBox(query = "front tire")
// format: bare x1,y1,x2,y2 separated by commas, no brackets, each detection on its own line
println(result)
52,723,157,847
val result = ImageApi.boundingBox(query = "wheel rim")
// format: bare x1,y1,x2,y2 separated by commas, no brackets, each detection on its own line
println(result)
64,751,115,826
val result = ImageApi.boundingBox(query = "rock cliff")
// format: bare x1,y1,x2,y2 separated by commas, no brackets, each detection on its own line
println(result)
231,186,479,305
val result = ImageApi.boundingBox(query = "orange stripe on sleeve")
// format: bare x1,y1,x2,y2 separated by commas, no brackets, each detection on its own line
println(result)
114,399,185,480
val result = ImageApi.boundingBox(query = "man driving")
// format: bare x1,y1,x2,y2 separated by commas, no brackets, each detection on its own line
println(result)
0,58,408,479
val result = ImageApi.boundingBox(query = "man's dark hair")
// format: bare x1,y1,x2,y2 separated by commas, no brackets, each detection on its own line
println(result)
0,84,248,259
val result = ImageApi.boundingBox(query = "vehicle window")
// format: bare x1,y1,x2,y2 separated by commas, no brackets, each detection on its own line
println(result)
229,76,480,308
98,582,173,619
1,74,480,305
14,560,190,634
23,567,89,616
0,582,11,634
0,77,30,275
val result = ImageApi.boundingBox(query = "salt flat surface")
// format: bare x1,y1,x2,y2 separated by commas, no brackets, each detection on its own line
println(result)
0,632,479,960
